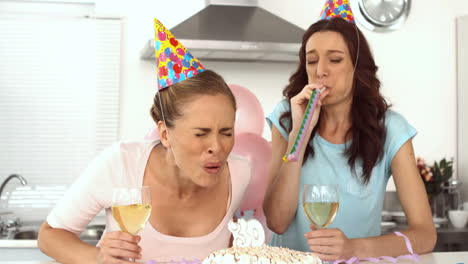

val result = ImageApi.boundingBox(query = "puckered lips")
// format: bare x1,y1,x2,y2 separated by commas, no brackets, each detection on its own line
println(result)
203,162,222,174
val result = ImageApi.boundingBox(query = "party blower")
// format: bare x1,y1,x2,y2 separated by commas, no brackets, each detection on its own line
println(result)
283,88,325,162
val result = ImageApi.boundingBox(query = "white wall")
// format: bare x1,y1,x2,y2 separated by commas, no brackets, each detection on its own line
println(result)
95,0,296,141
96,0,468,189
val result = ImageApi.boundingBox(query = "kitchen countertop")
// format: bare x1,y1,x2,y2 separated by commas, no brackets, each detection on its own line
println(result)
0,239,38,248
0,239,99,248
0,252,466,264
383,223,468,252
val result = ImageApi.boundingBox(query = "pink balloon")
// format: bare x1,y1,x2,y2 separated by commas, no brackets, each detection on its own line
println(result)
232,133,271,212
144,126,160,140
229,84,264,136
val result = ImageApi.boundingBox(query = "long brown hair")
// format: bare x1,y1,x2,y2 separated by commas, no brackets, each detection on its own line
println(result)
150,69,236,128
279,17,389,183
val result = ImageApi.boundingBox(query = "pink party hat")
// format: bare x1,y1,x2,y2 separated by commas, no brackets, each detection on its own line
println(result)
154,18,206,90
319,0,355,24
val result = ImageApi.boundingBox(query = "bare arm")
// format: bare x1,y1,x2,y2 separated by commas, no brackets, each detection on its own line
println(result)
263,125,307,234
38,222,99,264
38,222,141,264
263,84,329,234
351,139,436,256
305,139,436,261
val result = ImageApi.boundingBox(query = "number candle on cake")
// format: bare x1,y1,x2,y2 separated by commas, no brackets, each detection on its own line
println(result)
203,218,322,264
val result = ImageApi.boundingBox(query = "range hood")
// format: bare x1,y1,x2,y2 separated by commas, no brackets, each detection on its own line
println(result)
140,0,305,62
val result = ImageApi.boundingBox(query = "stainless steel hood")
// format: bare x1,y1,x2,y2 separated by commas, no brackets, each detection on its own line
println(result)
140,0,304,62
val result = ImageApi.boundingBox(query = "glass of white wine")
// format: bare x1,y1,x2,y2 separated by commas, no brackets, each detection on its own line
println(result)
302,184,339,229
112,186,152,262
303,184,339,264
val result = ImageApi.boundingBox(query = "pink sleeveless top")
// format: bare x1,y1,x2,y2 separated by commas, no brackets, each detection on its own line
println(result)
47,140,251,262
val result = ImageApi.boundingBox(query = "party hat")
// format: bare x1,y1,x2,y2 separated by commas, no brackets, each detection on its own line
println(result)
154,18,206,90
319,0,355,24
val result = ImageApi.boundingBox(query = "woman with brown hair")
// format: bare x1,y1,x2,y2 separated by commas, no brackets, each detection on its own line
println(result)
263,4,436,262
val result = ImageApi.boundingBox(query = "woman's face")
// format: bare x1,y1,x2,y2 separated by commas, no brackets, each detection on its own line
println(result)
305,31,355,106
168,94,235,188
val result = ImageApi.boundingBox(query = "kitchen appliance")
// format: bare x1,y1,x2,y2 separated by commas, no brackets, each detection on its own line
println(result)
140,0,305,62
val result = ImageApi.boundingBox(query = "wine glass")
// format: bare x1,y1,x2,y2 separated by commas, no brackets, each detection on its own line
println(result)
112,186,152,262
302,184,339,263
302,184,339,229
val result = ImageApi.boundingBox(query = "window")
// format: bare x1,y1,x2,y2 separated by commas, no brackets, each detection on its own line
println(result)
0,10,121,214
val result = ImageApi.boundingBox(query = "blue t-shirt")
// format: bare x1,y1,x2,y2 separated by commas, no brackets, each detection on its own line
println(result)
266,99,417,252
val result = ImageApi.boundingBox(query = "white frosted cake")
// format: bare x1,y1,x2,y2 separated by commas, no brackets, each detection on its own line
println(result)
202,245,322,264
202,218,322,264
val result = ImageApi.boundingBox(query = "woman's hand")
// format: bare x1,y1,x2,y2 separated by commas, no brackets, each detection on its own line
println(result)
97,231,142,264
290,84,329,136
304,226,355,261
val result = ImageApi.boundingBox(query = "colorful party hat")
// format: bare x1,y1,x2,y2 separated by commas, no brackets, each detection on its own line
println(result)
154,18,206,90
319,0,355,24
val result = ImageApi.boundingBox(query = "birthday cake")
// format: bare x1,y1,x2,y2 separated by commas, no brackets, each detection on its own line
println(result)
202,245,322,264
202,219,322,264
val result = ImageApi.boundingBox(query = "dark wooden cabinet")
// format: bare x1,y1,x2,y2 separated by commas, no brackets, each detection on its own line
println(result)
434,225,468,252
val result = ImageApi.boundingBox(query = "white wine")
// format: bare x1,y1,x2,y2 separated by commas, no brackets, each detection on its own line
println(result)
303,202,339,229
112,203,152,235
